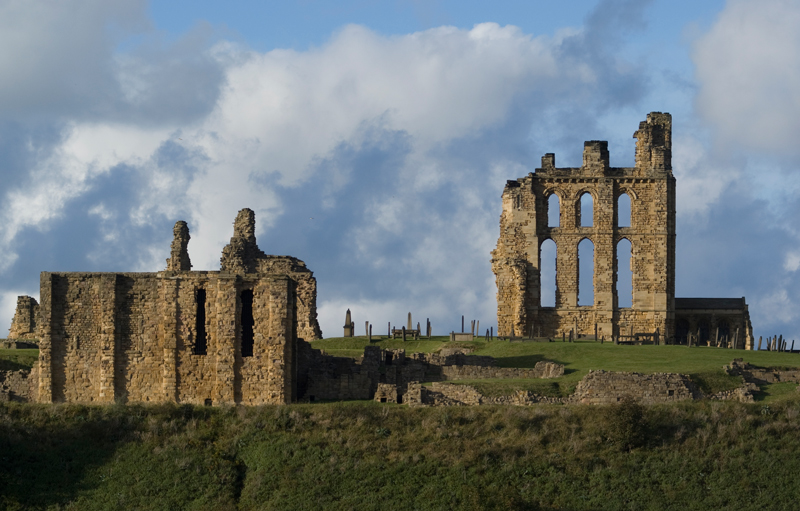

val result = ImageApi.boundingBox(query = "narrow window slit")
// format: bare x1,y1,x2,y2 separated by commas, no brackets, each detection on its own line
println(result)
241,289,254,357
194,289,207,355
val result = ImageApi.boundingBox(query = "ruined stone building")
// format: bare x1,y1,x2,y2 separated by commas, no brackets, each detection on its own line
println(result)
30,208,322,405
491,112,753,346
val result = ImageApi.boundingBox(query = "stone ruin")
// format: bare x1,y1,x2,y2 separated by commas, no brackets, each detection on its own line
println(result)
23,208,321,405
2,295,40,349
491,112,754,346
296,344,565,404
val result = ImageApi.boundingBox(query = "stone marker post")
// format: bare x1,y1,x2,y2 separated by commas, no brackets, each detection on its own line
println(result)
369,324,373,342
758,336,762,350
407,312,412,331
402,326,406,342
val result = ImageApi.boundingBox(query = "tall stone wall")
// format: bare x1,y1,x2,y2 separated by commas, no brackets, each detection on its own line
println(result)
34,208,319,405
492,113,676,339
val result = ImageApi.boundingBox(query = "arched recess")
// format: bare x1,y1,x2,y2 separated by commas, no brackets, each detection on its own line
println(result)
717,320,730,342
676,318,690,345
579,192,594,227
547,193,560,228
617,192,632,228
578,238,594,306
540,238,557,307
616,238,632,308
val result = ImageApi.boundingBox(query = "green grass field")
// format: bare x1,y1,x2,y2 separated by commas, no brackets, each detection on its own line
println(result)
313,336,800,400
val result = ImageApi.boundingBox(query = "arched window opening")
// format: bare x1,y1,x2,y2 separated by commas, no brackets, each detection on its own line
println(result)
578,238,594,306
241,289,254,358
616,239,632,308
580,193,593,227
540,239,557,307
617,193,631,228
547,194,560,228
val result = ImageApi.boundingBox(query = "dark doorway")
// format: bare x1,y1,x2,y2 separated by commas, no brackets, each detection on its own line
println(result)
241,289,254,357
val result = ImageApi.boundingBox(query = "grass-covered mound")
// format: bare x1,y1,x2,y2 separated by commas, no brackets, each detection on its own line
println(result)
0,348,38,371
3,399,800,510
312,336,800,400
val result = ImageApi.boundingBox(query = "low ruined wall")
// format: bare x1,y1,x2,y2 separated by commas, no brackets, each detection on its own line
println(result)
571,370,698,405
725,359,800,384
0,367,37,402
405,382,563,407
440,361,564,380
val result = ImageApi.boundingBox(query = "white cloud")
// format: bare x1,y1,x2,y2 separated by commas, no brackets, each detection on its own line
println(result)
693,0,800,154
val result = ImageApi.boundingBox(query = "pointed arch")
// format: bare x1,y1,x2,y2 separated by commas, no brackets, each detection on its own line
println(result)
578,237,594,306
540,238,557,307
617,192,631,227
547,193,560,227
616,238,632,308
579,192,594,227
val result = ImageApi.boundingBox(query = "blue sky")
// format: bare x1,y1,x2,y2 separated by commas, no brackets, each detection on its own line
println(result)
1,0,799,342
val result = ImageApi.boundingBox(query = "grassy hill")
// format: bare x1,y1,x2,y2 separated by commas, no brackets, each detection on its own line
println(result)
3,340,800,509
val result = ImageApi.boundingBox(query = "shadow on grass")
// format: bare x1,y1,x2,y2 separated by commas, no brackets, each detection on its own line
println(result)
0,404,138,509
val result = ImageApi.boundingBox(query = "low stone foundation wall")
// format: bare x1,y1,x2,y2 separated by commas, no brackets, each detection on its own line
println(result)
571,370,699,405
725,359,800,384
440,361,564,380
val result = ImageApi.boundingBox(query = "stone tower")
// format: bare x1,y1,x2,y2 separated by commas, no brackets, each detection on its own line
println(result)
491,112,675,340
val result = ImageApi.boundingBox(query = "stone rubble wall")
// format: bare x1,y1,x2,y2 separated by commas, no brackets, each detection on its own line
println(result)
571,370,698,405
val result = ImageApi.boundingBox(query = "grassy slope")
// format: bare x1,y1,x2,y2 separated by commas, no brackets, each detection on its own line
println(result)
3,341,800,508
4,399,800,510
0,349,38,371
312,336,800,399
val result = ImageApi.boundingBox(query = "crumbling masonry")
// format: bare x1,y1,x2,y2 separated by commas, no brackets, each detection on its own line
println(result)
32,208,321,405
492,113,753,345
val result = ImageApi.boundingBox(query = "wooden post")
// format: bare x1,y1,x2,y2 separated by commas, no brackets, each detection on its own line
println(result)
490,326,493,340
594,323,598,342
758,336,762,350
476,320,479,337
461,316,464,333
402,326,406,342
369,324,373,342
388,322,391,337
715,327,719,347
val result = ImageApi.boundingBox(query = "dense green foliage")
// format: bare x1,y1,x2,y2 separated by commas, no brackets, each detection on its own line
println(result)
4,399,800,510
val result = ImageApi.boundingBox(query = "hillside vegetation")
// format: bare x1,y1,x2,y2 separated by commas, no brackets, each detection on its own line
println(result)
4,339,800,509
4,398,800,510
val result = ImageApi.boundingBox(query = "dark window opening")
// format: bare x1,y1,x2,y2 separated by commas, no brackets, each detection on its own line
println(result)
241,289,254,357
385,353,393,365
380,397,387,403
309,395,315,402
397,395,403,404
668,390,674,397
194,289,207,355
204,398,212,406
